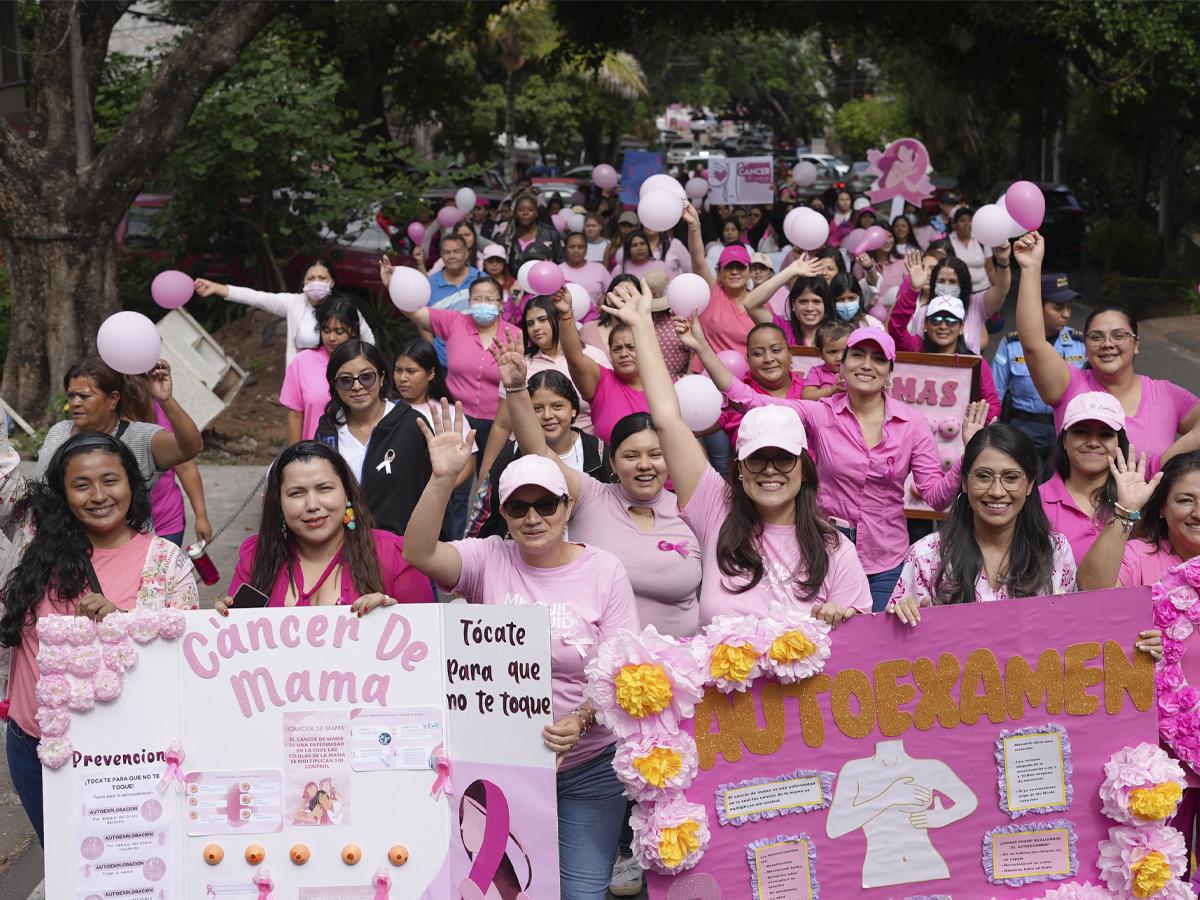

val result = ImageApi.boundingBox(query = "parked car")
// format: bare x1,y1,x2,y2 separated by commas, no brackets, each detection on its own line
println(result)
847,161,879,195
666,140,696,165
800,153,850,177
562,165,594,181
988,181,1086,267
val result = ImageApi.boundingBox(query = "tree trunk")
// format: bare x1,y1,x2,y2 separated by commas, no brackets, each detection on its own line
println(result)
505,69,517,183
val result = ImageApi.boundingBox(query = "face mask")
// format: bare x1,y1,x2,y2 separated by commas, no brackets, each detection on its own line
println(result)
835,301,860,321
933,283,961,299
468,304,500,325
303,281,331,302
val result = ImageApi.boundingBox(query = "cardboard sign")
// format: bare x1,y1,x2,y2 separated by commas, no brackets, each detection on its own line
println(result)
866,138,935,207
620,150,665,206
643,588,1156,897
707,156,775,205
790,346,981,518
43,606,559,899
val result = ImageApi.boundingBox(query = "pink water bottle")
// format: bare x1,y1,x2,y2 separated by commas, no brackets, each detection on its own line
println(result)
187,541,220,586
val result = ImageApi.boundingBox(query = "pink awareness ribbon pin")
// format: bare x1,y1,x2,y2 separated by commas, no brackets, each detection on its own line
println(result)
254,867,274,900
429,743,453,800
373,868,391,900
156,741,185,793
657,538,690,558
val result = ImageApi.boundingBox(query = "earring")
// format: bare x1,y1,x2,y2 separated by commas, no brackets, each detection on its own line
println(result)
343,503,356,531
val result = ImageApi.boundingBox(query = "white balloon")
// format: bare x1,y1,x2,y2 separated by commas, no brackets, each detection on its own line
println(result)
792,161,818,187
567,212,586,233
517,260,538,294
666,273,711,318
783,207,829,251
454,187,477,214
565,282,591,321
685,177,709,200
674,374,723,432
639,173,687,200
96,311,161,375
970,204,1013,248
388,266,433,313
637,190,684,233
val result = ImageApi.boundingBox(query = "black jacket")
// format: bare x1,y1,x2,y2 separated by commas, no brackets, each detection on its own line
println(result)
506,222,563,272
314,402,450,540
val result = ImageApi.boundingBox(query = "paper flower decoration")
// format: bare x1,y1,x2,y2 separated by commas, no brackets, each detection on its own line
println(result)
702,614,770,693
1153,565,1200,774
68,678,96,712
35,643,71,675
35,615,71,646
126,608,161,644
64,615,97,645
631,795,710,874
1098,825,1186,898
158,608,187,640
35,707,70,738
759,601,831,683
613,732,699,802
36,673,70,708
37,736,73,768
67,643,103,678
1038,883,1116,899
93,668,123,702
96,614,129,643
585,626,705,739
1101,743,1187,826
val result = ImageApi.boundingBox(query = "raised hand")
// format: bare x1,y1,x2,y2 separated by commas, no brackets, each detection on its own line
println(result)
854,252,875,271
600,278,653,329
487,330,528,389
905,249,928,291
672,312,708,353
379,255,394,288
194,278,228,299
789,254,821,279
550,284,573,318
992,240,1013,265
681,202,700,228
1012,231,1045,270
1109,444,1163,512
960,400,992,447
146,359,174,401
415,399,477,481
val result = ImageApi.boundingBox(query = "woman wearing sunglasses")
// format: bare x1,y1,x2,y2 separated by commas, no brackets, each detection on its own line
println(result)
313,340,465,538
1014,232,1200,464
402,400,639,899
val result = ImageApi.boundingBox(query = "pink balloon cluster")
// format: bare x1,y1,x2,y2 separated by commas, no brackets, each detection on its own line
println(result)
783,207,829,251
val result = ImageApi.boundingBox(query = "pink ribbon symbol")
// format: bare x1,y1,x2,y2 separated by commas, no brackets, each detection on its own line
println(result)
458,779,532,900
156,742,185,794
253,867,274,900
657,539,690,558
429,743,453,800
372,868,390,900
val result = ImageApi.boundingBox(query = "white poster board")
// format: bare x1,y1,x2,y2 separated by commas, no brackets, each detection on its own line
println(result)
706,156,775,205
42,605,558,899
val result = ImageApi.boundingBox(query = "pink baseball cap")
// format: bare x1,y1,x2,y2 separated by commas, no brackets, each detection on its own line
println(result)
846,327,896,361
736,406,808,461
718,245,751,268
481,244,507,261
1061,391,1125,433
497,455,569,504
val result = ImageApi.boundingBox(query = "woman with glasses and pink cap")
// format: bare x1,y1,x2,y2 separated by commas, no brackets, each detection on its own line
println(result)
402,400,639,899
687,319,991,611
1014,232,1200,464
600,279,872,627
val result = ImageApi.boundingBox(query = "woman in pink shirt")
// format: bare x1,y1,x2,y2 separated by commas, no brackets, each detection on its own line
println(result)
220,441,432,610
717,322,808,450
742,256,832,347
690,323,989,611
559,232,610,318
280,295,358,444
402,403,639,899
1015,232,1200,464
0,433,198,844
608,228,670,282
683,204,756,366
603,278,872,627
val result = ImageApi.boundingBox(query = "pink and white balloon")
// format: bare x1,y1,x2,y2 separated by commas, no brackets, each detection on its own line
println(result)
1004,181,1045,231
783,207,829,251
639,174,687,200
592,164,619,191
551,212,567,232
666,273,711,318
454,187,477,214
97,312,161,375
150,270,193,309
436,206,464,229
528,261,564,295
792,161,818,188
996,195,1029,239
855,225,888,254
970,204,1014,248
638,191,684,232
717,350,748,381
685,177,709,200
674,375,723,431
516,260,538,294
565,282,591,321
388,266,432,312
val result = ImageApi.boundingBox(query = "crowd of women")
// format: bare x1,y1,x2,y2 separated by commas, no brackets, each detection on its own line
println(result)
2,171,1199,900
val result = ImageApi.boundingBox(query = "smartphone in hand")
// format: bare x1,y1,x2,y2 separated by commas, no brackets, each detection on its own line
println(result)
230,584,270,609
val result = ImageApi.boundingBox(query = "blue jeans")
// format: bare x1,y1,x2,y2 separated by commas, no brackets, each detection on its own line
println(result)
868,562,905,612
159,530,184,547
701,430,732,477
450,416,495,540
557,745,626,899
6,719,44,845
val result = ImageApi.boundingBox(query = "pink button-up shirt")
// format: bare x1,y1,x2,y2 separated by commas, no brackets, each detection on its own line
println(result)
1039,473,1099,566
723,379,963,573
428,308,522,420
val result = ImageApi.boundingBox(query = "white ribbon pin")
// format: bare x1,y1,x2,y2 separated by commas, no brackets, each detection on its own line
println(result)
375,449,395,476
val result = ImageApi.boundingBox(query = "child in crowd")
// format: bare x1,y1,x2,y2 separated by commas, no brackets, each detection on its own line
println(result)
802,321,852,400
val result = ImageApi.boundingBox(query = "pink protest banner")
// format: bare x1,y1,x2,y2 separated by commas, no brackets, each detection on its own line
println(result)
791,346,981,518
591,588,1163,898
866,137,935,208
707,156,775,205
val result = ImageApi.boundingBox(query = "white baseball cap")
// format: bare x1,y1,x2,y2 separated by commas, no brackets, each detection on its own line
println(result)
927,295,966,321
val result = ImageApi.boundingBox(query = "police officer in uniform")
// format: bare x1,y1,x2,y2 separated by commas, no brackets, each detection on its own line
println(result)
993,272,1087,481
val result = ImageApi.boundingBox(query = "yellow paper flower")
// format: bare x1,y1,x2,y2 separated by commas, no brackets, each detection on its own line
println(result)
633,747,684,788
614,663,673,718
1129,782,1183,821
710,642,758,683
658,820,701,869
769,629,817,663
1131,851,1172,898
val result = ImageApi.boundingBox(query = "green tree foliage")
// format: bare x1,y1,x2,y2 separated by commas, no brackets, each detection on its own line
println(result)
833,96,913,162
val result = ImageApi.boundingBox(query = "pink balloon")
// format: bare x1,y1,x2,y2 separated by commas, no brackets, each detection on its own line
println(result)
857,226,887,254
717,350,748,381
685,177,709,200
792,161,818,188
783,207,829,251
592,164,619,191
637,190,684,233
151,270,193,309
551,213,566,232
674,374,723,432
97,311,161,375
564,282,591,321
516,260,538,293
843,228,866,254
436,206,464,229
406,222,425,245
1004,180,1045,231
527,261,564,296
970,204,1013,248
639,174,687,200
666,273,711,318
388,266,432,312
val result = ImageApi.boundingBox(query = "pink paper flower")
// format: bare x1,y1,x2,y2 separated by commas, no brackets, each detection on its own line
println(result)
64,616,97,645
67,644,103,678
93,668,123,702
96,614,129,643
101,641,139,672
1097,824,1186,896
613,732,699,802
630,795,710,874
67,678,96,712
1154,568,1200,774
35,643,71,675
1100,743,1187,825
37,736,73,769
758,601,832,683
1038,882,1113,899
157,608,187,640
35,615,72,646
126,608,160,644
1182,556,1200,589
702,614,771,693
36,673,70,708
34,707,70,737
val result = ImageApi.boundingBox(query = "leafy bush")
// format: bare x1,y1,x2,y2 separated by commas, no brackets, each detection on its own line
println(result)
1085,216,1164,277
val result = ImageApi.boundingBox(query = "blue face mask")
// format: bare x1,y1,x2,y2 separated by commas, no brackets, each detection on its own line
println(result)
835,300,860,321
468,304,500,325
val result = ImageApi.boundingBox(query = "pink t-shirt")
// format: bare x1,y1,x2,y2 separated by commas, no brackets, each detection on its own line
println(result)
771,313,812,347
452,536,640,770
280,347,331,441
692,285,755,372
1118,539,1184,588
428,308,522,420
9,532,197,737
229,530,433,607
680,466,872,626
560,261,611,317
569,475,701,638
589,365,649,444
1055,369,1199,467
496,346,611,435
718,372,807,450
802,363,838,390
149,403,185,535
1039,474,1100,566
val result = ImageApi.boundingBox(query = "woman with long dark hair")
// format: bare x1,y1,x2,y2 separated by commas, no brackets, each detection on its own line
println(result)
280,295,359,444
683,203,757,367
602,279,871,625
610,228,670,281
505,191,563,271
899,250,1010,354
742,257,831,347
0,433,198,844
218,441,432,611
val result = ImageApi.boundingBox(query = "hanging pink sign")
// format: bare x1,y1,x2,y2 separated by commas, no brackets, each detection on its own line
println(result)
866,138,935,207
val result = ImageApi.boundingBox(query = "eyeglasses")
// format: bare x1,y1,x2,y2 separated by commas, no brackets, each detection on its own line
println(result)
1084,329,1136,345
501,495,564,519
968,468,1027,489
742,452,799,474
928,313,962,326
334,371,381,391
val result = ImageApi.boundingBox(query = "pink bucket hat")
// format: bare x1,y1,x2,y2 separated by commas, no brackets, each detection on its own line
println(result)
1061,391,1125,433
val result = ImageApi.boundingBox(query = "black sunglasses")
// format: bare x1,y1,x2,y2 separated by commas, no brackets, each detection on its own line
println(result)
501,495,565,519
334,371,382,392
742,452,798,474
928,313,962,326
